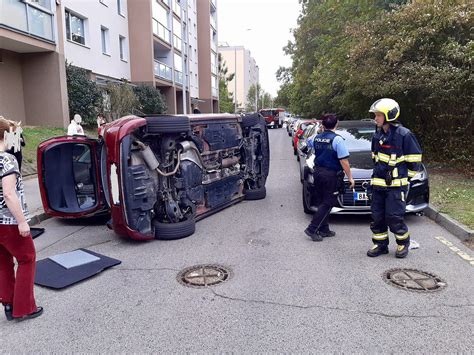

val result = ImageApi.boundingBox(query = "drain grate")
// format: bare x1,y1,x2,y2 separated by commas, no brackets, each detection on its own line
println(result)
178,264,231,288
383,268,447,292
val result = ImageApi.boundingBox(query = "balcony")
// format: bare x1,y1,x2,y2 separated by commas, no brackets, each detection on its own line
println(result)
211,87,218,98
210,16,217,30
211,63,217,75
173,34,182,50
211,40,217,53
173,1,181,17
211,0,217,9
153,20,171,44
154,60,173,81
0,1,55,42
175,70,183,85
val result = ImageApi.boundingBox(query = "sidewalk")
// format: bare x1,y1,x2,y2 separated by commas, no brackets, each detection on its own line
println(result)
23,174,49,225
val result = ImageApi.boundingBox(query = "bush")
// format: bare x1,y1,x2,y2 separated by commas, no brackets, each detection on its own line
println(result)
133,84,167,114
66,63,102,126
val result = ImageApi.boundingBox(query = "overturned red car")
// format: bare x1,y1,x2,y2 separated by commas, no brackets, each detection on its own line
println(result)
37,114,270,241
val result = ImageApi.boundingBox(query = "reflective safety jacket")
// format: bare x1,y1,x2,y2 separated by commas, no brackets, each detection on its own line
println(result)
313,131,343,172
371,124,422,188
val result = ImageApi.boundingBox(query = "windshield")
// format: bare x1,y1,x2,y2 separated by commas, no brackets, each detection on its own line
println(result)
336,126,375,151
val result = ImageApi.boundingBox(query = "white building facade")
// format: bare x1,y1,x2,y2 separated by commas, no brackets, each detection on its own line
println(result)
61,0,131,82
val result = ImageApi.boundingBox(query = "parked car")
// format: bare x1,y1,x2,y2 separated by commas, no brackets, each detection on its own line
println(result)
296,122,321,176
301,120,429,214
286,117,299,136
37,113,270,241
292,120,318,155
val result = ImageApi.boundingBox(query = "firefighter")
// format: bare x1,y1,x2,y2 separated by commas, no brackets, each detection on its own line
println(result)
367,98,423,258
304,114,354,241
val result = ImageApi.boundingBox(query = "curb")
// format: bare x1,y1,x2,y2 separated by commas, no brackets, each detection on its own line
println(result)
424,205,473,241
29,212,51,226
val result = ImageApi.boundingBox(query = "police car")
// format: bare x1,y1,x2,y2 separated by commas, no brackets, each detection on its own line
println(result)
301,120,429,214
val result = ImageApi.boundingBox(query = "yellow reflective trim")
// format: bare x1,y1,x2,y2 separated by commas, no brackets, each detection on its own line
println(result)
392,168,399,178
405,154,422,162
397,155,406,163
371,152,375,159
408,170,417,177
377,153,390,162
395,232,410,240
371,178,409,187
373,232,388,240
388,160,397,166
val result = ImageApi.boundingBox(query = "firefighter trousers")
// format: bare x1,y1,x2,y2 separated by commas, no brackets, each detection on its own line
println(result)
370,187,410,246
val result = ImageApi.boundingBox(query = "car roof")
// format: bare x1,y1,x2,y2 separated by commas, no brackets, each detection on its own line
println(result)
337,120,375,129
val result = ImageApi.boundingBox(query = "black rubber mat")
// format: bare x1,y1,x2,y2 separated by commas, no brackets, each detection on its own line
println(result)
31,227,45,239
34,249,121,289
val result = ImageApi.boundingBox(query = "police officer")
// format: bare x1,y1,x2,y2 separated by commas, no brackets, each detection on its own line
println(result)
367,98,423,258
304,114,354,241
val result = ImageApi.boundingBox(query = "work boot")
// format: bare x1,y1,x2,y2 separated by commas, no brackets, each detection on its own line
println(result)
318,230,336,238
304,228,323,242
395,244,409,258
367,244,389,257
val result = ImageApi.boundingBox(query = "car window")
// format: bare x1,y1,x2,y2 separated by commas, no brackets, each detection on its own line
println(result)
336,126,375,151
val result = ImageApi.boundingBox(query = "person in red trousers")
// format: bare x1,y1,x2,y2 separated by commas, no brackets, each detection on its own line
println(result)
0,116,43,321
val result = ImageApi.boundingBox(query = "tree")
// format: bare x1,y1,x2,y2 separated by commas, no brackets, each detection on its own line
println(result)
218,53,235,113
66,62,102,126
133,84,167,114
105,82,139,120
245,83,261,112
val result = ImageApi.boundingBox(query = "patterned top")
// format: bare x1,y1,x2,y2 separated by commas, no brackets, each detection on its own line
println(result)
0,152,30,224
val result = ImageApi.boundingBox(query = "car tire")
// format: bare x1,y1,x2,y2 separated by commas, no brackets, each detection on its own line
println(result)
297,154,300,162
302,180,313,214
154,215,196,240
146,116,191,134
244,186,266,200
241,113,261,128
293,147,297,155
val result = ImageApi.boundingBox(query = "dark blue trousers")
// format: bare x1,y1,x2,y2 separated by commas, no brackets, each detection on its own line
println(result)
370,187,410,246
307,168,338,234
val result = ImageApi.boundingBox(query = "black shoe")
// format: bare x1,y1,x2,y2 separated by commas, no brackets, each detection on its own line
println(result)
304,228,323,242
4,304,13,321
319,230,336,238
367,244,389,257
14,307,43,321
396,245,409,258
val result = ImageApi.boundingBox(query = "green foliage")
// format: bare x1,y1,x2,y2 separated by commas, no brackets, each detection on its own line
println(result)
105,82,139,120
65,62,102,126
279,0,473,171
218,53,235,113
133,84,167,114
245,84,260,112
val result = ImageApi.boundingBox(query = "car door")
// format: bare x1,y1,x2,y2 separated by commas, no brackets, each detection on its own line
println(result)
37,136,108,218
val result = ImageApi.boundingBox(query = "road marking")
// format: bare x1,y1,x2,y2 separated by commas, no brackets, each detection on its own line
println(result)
435,236,474,267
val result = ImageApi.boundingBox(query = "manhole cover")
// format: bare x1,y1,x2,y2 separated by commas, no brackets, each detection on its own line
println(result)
178,264,231,288
383,268,447,292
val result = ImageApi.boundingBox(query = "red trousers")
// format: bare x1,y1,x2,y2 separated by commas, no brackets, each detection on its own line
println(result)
0,225,37,318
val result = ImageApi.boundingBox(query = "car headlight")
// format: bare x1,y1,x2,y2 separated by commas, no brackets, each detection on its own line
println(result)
412,169,428,181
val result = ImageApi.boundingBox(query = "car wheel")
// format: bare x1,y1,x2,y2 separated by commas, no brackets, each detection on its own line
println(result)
302,180,313,214
154,215,196,240
244,186,266,200
297,154,300,162
293,147,297,155
288,132,292,137
241,113,261,128
146,116,191,134
278,124,282,128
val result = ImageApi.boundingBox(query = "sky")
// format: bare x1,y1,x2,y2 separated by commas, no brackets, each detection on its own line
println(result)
217,0,301,97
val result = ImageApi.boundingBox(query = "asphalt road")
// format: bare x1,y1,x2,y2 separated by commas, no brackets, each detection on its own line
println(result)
2,128,473,352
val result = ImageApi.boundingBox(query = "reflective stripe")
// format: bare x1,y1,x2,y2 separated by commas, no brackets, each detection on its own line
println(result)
395,232,410,240
373,233,388,240
392,167,399,178
377,153,406,165
405,154,422,162
371,177,409,187
407,170,417,177
377,153,390,163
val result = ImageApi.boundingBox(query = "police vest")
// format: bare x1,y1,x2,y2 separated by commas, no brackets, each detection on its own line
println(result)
313,131,342,172
371,124,423,188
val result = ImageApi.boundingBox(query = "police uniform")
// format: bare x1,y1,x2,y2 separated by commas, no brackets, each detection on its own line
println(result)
370,123,422,251
305,130,349,240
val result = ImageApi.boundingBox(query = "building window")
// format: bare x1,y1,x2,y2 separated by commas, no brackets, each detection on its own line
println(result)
119,35,127,61
65,10,86,45
117,0,124,16
101,27,109,54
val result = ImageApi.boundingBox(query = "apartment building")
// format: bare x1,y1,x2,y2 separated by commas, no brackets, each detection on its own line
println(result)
1,0,219,129
0,0,69,126
128,0,218,114
218,45,259,111
196,0,218,113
